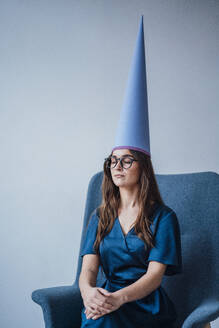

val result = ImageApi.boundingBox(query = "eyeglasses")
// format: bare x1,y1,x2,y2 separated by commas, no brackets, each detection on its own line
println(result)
104,155,138,169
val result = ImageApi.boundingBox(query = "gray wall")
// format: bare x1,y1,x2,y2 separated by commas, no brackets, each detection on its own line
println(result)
0,1,218,327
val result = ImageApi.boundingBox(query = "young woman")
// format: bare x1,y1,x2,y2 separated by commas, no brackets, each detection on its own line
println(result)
79,148,182,328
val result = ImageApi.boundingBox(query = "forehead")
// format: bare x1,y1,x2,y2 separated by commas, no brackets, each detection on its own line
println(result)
111,149,132,157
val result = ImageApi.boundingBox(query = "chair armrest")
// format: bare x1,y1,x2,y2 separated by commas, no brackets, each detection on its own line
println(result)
182,299,219,328
31,284,83,328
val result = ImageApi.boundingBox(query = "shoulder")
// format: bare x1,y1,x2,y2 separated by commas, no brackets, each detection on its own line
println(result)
150,204,180,238
88,207,100,224
153,204,178,225
160,204,176,217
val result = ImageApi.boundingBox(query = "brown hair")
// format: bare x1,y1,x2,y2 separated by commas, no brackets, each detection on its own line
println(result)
93,149,164,258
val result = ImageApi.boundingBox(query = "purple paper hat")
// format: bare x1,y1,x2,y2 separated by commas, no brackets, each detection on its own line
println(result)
112,15,151,157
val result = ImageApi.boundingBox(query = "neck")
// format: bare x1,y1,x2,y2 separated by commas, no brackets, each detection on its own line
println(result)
118,184,139,209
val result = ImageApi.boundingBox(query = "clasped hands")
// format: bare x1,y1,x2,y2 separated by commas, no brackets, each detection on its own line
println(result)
83,287,124,320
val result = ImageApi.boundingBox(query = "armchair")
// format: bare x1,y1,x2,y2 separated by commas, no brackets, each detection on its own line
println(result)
32,171,219,328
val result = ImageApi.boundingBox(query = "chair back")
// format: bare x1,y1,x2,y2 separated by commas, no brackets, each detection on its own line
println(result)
76,171,219,328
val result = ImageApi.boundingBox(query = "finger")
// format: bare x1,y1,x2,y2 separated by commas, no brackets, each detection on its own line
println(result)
95,298,114,310
92,315,99,320
92,311,109,320
87,306,111,319
96,293,111,304
95,307,112,319
100,301,114,311
86,303,96,311
97,288,111,296
89,304,103,316
86,306,97,315
86,314,94,320
84,307,90,313
92,313,103,320
86,309,98,319
86,309,102,320
85,308,93,316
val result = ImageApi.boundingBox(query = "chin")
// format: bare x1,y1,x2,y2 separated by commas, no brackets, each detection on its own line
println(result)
113,180,124,187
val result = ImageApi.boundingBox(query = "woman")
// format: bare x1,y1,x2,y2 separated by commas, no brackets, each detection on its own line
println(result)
79,148,182,327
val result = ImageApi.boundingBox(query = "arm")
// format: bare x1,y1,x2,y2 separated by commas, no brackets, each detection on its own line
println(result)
88,261,167,320
79,253,100,298
79,253,113,318
114,261,167,304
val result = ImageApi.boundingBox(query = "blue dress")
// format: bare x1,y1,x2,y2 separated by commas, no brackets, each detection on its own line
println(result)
80,203,182,328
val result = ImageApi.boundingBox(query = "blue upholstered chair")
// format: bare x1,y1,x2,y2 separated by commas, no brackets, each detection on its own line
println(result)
31,171,219,328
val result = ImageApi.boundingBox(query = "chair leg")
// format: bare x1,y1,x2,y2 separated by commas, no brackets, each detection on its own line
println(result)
203,323,211,328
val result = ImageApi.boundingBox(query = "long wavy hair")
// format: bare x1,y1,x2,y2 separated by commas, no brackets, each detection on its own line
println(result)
92,149,164,258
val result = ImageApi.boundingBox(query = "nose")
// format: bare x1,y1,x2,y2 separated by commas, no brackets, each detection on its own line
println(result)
114,159,123,170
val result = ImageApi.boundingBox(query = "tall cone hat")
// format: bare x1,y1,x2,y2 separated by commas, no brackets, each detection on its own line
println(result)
112,15,151,157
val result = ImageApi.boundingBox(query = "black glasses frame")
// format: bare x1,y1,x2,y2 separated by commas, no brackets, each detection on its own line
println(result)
104,155,138,169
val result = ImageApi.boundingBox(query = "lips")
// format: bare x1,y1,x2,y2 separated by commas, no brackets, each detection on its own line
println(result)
115,175,125,178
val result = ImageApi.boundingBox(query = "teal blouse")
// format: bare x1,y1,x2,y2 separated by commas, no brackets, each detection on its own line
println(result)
80,203,182,327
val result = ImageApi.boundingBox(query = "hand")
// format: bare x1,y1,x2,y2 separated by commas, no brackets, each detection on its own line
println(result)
83,287,114,319
85,287,124,320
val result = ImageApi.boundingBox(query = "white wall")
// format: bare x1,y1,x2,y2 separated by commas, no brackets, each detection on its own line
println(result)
0,0,218,327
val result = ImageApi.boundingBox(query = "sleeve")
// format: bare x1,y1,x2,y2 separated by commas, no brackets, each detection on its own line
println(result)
147,210,183,276
80,210,99,258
